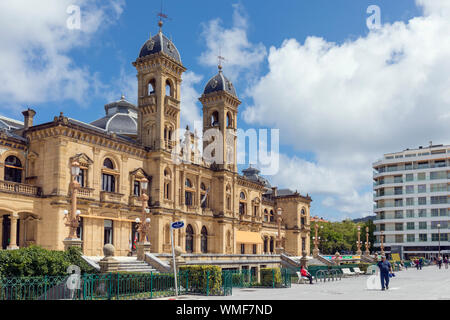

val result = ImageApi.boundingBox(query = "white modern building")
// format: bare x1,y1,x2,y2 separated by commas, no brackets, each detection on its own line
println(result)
373,143,450,260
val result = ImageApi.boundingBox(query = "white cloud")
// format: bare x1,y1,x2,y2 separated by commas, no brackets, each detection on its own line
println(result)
244,0,450,216
0,0,125,109
199,3,266,83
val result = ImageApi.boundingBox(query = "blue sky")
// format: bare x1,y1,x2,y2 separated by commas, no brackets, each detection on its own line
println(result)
2,0,449,221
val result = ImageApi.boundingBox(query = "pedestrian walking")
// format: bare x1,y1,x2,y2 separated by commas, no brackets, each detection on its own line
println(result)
419,257,423,270
438,256,443,269
415,258,419,270
444,256,449,269
377,255,392,291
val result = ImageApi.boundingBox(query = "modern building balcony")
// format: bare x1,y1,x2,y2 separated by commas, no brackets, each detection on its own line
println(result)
373,152,449,167
0,180,42,197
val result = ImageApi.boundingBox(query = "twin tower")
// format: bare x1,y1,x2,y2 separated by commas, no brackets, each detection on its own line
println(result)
132,22,240,173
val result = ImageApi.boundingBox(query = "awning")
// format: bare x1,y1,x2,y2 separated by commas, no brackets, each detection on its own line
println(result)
236,231,263,244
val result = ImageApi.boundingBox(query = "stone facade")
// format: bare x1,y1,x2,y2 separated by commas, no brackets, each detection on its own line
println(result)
0,22,311,261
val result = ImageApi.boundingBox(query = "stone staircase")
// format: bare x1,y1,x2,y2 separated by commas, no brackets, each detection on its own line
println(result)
83,256,158,273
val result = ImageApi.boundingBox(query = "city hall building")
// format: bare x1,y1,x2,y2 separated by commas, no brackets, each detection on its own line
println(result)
0,22,312,266
373,144,450,259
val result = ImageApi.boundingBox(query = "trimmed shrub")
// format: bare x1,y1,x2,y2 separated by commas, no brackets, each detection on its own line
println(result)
179,265,222,295
260,268,282,287
0,246,98,277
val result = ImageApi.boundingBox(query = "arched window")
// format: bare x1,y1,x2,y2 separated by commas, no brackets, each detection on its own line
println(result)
211,111,219,127
148,79,156,95
165,80,172,97
270,210,275,222
264,209,269,222
163,169,171,200
185,225,194,253
226,112,233,128
103,158,114,169
102,158,116,192
239,192,247,215
201,226,208,253
185,179,192,188
4,156,23,183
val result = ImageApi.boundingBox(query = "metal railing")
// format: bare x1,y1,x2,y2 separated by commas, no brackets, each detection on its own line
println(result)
0,271,232,300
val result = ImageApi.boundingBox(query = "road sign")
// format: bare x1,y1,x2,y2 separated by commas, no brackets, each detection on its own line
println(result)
171,221,184,229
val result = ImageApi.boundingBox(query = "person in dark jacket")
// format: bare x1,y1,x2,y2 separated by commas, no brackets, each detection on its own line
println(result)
377,255,392,291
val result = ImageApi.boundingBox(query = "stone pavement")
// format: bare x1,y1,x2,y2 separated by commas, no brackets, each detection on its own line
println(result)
159,266,450,300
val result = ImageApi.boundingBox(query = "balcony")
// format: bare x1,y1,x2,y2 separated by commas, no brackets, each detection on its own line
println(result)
0,180,42,197
100,191,124,204
165,95,180,109
76,187,94,199
129,195,142,207
140,94,156,106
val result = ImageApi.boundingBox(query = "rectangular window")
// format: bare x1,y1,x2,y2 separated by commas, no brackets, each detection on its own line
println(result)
431,209,439,217
405,185,414,194
432,234,440,242
133,181,140,196
419,234,427,242
380,224,385,231
405,163,413,170
406,198,414,206
431,221,448,229
394,187,403,195
418,185,426,193
395,211,403,219
406,210,415,218
395,199,403,207
76,169,87,188
302,237,306,251
252,244,257,254
430,171,446,180
419,209,427,218
104,220,113,245
405,174,414,182
441,234,449,241
102,174,115,192
407,234,415,242
407,222,415,230
395,223,403,231
440,208,448,217
394,176,403,183
419,222,427,230
395,235,403,243
418,172,426,181
418,197,427,205
418,162,429,169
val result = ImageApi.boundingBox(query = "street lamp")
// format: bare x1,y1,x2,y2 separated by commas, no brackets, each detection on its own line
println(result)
276,208,283,253
313,223,323,257
356,225,362,255
437,223,441,259
364,226,371,256
64,160,81,240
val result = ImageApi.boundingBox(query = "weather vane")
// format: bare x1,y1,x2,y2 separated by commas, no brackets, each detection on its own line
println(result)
157,0,171,30
218,46,226,71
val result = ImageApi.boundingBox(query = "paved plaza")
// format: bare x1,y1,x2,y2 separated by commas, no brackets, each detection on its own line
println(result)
163,266,450,300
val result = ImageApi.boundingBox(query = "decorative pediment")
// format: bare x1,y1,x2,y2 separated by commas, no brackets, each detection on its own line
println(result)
130,168,149,180
70,153,94,166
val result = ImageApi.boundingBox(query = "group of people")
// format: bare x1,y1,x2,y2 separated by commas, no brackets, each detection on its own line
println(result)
435,255,449,269
413,257,424,270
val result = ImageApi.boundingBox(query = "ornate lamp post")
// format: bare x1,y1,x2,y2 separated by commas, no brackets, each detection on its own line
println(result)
136,177,151,260
356,225,362,256
364,226,371,256
380,230,385,256
312,223,323,257
275,208,284,253
63,160,82,250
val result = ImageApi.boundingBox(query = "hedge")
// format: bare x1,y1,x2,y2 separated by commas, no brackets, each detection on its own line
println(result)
260,268,282,287
0,246,97,277
178,265,222,295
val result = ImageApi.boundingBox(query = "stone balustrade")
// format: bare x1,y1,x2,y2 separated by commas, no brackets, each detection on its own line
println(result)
0,180,41,197
100,191,124,204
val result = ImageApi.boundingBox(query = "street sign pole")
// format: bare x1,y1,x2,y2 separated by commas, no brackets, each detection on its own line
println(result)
170,226,178,297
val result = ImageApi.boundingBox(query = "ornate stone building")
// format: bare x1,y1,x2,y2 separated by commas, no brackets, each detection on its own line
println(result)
0,22,311,265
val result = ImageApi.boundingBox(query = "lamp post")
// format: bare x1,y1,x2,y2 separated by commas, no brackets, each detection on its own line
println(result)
437,223,441,259
312,223,323,257
356,225,362,256
380,230,385,256
63,160,82,250
275,207,284,253
364,226,371,256
136,177,151,260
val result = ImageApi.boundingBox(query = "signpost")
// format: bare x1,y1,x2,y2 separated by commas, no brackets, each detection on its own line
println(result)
171,221,184,297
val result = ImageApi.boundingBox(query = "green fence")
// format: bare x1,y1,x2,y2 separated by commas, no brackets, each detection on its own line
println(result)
0,271,232,301
223,268,291,289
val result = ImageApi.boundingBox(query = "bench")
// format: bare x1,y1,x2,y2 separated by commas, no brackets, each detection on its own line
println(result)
341,268,356,277
296,271,314,284
353,267,364,275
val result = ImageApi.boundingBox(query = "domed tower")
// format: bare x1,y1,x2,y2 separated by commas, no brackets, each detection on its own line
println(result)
199,65,241,172
132,21,186,150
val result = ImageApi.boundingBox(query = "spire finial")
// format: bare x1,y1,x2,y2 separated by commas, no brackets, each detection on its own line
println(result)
121,93,125,100
218,46,226,73
157,0,169,33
